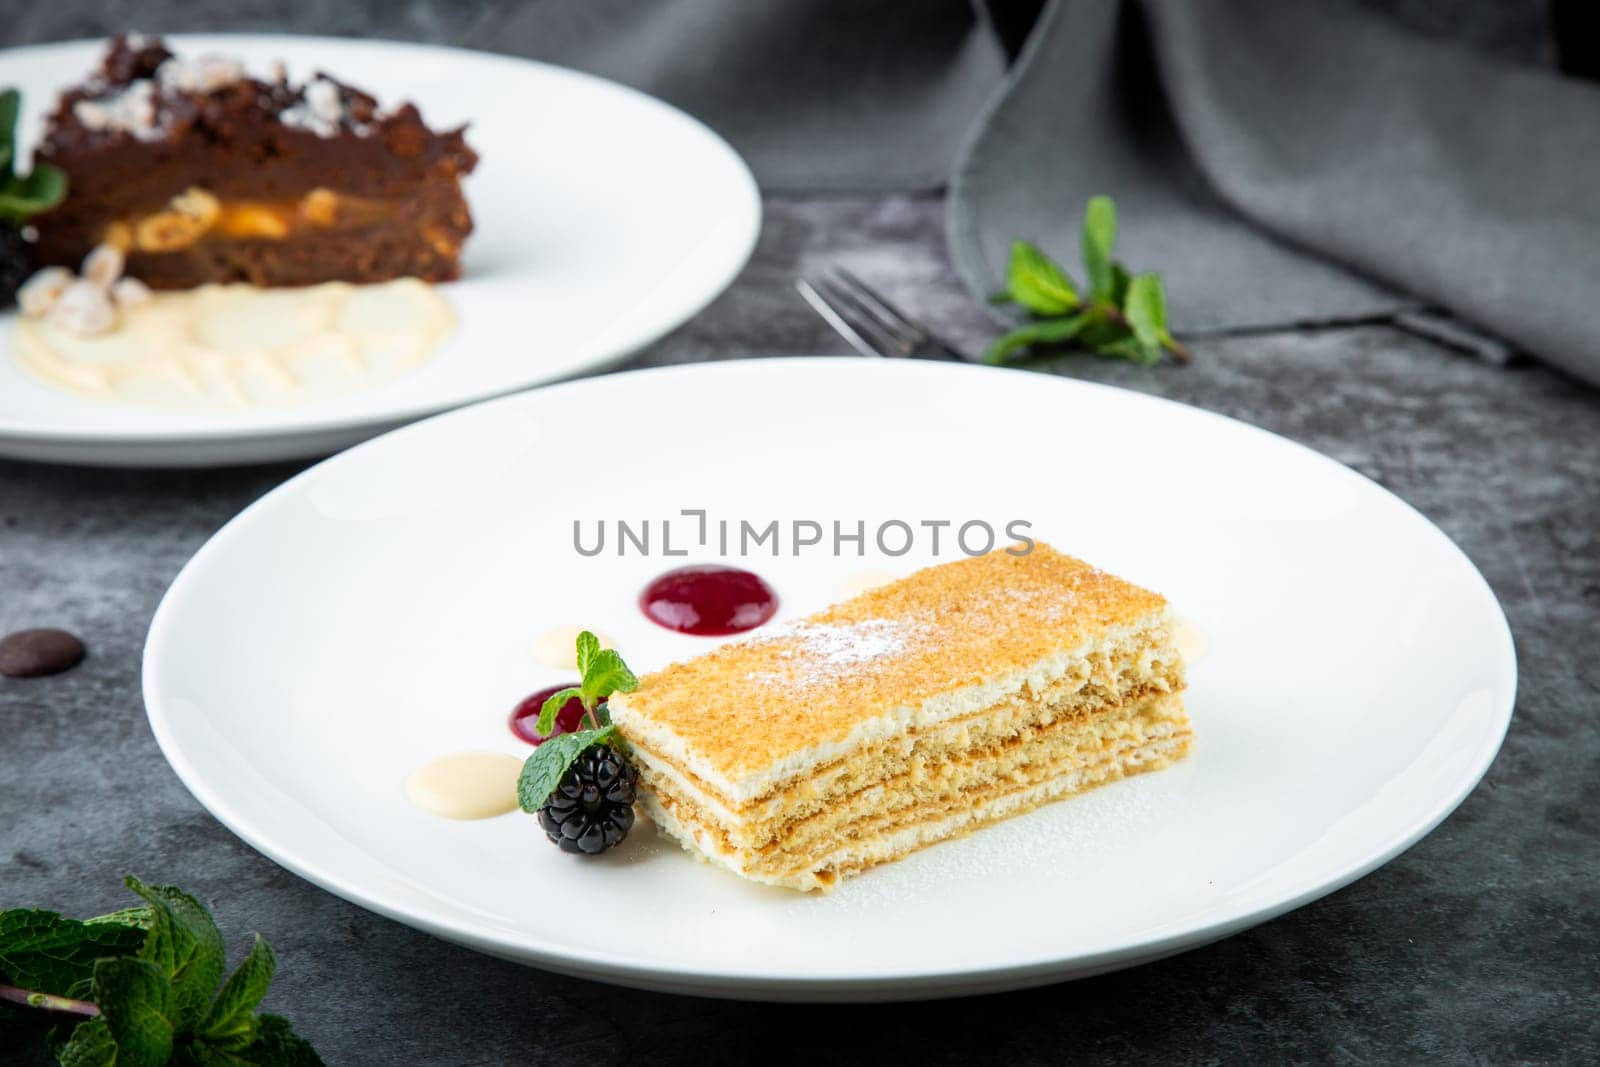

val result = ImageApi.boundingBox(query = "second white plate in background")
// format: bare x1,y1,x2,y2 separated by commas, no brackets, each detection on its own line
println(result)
0,35,760,466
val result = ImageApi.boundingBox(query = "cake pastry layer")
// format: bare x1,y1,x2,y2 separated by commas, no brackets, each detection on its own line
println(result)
33,35,477,288
609,543,1193,892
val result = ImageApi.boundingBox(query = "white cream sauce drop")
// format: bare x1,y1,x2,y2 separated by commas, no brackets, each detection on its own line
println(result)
404,751,522,820
1172,616,1209,665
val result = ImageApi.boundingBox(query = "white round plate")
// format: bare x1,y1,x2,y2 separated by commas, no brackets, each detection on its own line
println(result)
144,359,1516,1000
0,36,759,467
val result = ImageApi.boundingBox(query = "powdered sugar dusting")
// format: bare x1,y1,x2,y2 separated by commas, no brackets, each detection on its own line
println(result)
736,577,1087,696
777,618,921,667
983,582,1081,623
743,616,932,692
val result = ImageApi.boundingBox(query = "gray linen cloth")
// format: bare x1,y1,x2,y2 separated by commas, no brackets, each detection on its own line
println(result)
490,0,1593,381
952,0,1600,383
457,0,1009,192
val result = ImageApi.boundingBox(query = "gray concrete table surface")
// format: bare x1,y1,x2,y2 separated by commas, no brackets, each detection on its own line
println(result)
3,193,1598,1065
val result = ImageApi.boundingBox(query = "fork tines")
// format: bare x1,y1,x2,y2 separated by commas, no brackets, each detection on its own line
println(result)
796,268,964,361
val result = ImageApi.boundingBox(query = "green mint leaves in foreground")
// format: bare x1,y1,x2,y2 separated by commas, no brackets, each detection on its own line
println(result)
518,630,638,813
987,195,1191,367
0,88,67,225
0,909,147,1004
0,876,321,1066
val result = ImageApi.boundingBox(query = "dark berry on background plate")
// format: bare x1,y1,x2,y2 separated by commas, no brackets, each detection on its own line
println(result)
0,224,31,308
537,744,637,854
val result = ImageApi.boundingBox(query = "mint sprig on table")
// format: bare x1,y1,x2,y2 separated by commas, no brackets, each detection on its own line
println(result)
517,630,639,812
986,195,1192,366
0,88,67,225
0,876,321,1066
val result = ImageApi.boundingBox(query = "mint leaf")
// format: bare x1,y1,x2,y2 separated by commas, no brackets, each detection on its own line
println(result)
1099,335,1162,366
535,686,583,737
579,649,637,708
0,163,67,220
1109,262,1132,306
1081,195,1117,300
1123,272,1169,364
0,88,17,179
87,907,154,933
1077,320,1128,349
197,934,275,1051
57,1017,119,1067
518,727,617,812
1,878,322,1066
983,314,1091,364
0,909,146,1000
988,197,1188,368
573,630,602,679
1003,240,1079,314
92,956,175,1067
1128,270,1186,358
191,1013,322,1066
0,88,67,224
125,877,226,1031
544,630,636,734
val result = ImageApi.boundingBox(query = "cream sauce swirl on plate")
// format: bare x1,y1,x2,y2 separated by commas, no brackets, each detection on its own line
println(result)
13,278,453,410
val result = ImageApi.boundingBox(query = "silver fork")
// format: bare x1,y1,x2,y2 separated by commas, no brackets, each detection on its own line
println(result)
795,268,970,362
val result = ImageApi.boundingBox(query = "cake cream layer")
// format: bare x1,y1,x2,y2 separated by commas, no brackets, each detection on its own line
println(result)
641,691,1193,892
636,687,1190,870
628,626,1185,845
610,544,1178,803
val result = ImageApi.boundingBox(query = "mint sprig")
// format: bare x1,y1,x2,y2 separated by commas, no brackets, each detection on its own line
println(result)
0,876,321,1066
518,630,638,814
127,878,226,1032
0,910,147,1005
986,195,1191,366
0,88,67,226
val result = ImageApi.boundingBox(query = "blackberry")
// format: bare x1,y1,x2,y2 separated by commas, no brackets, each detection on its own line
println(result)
0,224,30,309
537,744,637,854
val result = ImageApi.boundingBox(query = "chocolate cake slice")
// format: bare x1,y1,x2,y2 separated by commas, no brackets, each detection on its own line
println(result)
32,35,477,289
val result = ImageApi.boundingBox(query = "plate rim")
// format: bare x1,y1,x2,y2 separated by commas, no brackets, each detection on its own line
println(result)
0,33,762,448
141,357,1519,999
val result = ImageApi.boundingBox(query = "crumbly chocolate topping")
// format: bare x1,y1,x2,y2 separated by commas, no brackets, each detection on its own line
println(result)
42,34,437,152
31,34,478,288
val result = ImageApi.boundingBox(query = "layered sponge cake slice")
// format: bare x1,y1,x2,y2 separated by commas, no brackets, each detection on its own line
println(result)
608,544,1192,891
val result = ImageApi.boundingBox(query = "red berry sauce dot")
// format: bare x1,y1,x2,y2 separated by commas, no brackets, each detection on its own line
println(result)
510,684,598,746
639,565,778,636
